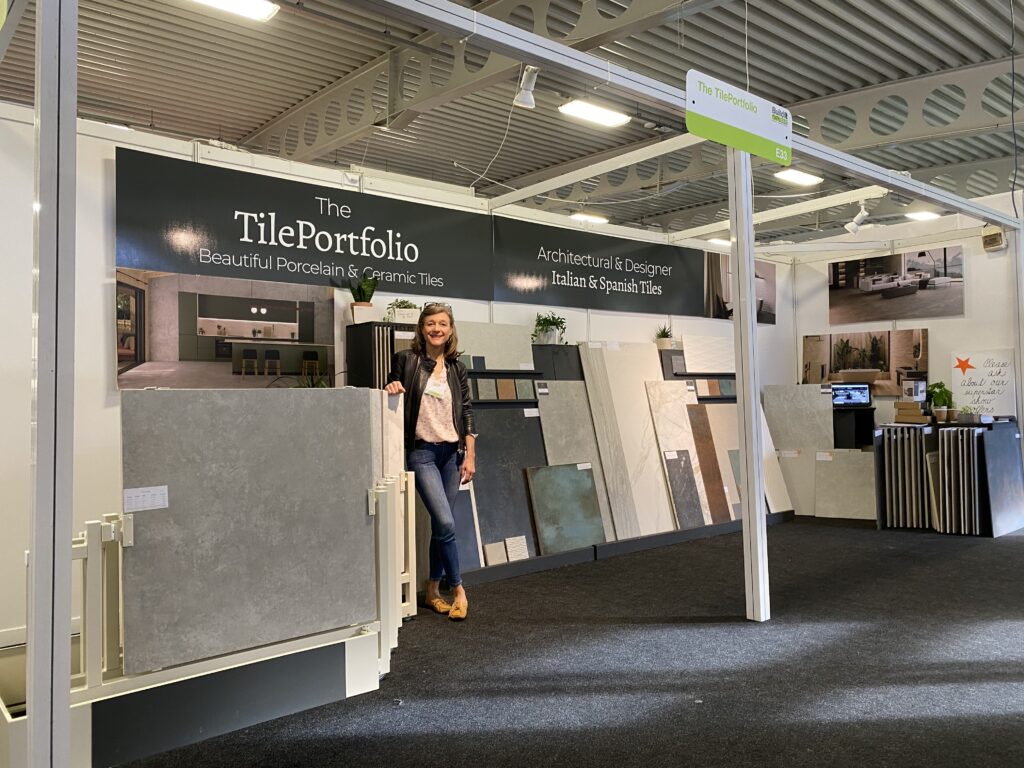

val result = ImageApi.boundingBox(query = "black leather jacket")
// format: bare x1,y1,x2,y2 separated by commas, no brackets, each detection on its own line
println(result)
387,348,475,450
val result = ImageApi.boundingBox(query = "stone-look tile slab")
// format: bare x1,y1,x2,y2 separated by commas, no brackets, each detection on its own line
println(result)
515,379,535,400
459,354,473,369
476,378,497,401
505,536,529,561
453,483,482,570
763,384,835,517
663,451,705,529
536,381,616,541
472,408,546,557
382,392,404,477
120,389,377,674
760,409,794,514
681,335,735,373
483,542,507,566
646,381,712,526
981,427,1024,537
526,464,606,554
580,343,674,537
458,321,533,370
705,404,742,516
472,355,486,370
659,349,688,380
496,379,518,400
686,404,731,524
814,450,878,520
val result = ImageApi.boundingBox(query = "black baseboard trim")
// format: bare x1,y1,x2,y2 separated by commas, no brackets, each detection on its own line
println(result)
767,510,795,525
595,519,742,559
460,546,594,586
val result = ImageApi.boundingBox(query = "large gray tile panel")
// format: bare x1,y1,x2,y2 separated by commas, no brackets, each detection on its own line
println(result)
981,426,1024,537
120,389,378,674
813,450,878,520
763,384,834,452
472,408,547,557
526,464,606,554
663,451,705,530
646,381,711,526
457,321,534,370
536,380,616,541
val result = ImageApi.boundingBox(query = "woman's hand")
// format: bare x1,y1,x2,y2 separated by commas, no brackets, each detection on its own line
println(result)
460,453,476,484
384,381,405,395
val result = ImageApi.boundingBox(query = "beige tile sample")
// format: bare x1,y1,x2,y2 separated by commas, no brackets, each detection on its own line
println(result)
814,449,877,520
457,320,534,370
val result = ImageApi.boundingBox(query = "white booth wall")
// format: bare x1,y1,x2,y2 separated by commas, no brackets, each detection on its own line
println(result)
0,101,795,637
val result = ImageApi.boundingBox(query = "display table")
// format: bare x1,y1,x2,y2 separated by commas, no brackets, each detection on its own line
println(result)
229,339,330,375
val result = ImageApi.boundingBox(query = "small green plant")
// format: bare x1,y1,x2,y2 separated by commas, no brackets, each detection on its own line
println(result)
384,298,420,322
958,405,976,415
926,381,953,408
655,324,673,340
833,338,853,371
349,275,379,303
532,312,567,343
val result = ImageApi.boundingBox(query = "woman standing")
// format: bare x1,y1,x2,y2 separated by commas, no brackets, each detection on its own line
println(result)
385,303,475,621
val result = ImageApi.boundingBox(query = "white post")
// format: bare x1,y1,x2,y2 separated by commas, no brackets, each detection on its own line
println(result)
1013,220,1024,464
726,147,770,622
28,0,77,764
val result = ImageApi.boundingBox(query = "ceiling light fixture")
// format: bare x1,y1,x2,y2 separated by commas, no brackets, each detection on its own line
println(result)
708,238,731,247
558,99,631,128
513,66,540,110
905,211,941,221
570,212,609,225
260,307,268,315
192,0,280,22
250,306,258,314
773,169,823,187
844,203,869,234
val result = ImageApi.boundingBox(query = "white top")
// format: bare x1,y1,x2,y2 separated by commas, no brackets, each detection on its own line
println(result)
415,364,459,443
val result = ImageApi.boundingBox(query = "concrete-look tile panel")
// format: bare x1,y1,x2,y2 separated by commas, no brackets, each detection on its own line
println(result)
526,465,606,554
814,450,877,520
120,388,378,674
457,321,534,370
687,404,731,524
646,381,712,526
147,275,181,362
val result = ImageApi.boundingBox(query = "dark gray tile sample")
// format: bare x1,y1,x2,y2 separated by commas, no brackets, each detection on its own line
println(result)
472,408,547,558
476,378,497,400
981,425,1024,537
515,379,535,400
526,464,606,554
534,344,584,381
472,356,486,370
664,451,705,530
453,486,481,570
120,389,377,674
459,354,473,370
660,349,687,379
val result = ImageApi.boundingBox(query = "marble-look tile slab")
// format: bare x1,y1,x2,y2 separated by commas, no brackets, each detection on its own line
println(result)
681,335,735,373
580,343,674,537
497,379,518,400
663,451,705,529
763,384,834,517
472,408,546,557
121,389,377,674
515,379,535,400
526,464,606,554
686,404,731,524
705,403,742,516
476,378,497,400
483,541,507,566
536,381,616,540
458,320,533,370
646,381,711,526
760,408,794,514
814,450,877,520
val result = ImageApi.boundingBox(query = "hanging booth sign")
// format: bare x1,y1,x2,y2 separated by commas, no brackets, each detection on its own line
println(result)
685,70,792,166
115,148,494,300
950,350,1018,417
492,217,705,316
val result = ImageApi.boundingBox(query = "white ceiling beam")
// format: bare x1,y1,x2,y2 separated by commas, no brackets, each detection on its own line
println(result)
0,0,29,65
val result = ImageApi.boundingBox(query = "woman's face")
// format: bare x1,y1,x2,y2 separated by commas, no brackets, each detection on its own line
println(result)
421,311,453,349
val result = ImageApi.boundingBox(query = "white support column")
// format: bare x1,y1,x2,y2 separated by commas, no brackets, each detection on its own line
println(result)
726,148,769,623
28,0,77,765
1013,219,1024,465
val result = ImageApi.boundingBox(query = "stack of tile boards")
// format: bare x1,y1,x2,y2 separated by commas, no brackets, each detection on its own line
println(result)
411,332,794,573
936,427,984,535
877,425,934,530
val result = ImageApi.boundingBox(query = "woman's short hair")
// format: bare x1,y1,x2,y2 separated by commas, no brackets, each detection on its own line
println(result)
411,302,460,359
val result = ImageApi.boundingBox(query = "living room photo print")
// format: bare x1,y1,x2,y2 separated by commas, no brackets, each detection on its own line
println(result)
827,246,964,325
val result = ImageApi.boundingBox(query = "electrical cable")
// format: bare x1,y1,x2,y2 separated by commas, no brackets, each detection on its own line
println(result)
470,65,522,189
1010,0,1020,218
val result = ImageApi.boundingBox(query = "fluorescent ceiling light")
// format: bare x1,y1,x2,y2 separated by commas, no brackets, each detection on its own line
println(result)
558,100,631,128
570,212,608,225
708,238,731,247
773,169,823,186
905,211,941,221
193,0,280,22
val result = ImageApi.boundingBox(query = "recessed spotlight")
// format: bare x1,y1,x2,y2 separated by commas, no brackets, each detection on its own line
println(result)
192,0,280,22
250,306,258,314
708,238,731,247
905,211,941,221
774,169,823,186
558,100,631,128
260,307,268,315
570,212,609,225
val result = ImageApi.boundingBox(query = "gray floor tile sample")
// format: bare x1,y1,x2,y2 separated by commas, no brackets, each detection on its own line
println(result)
764,384,834,517
813,450,878,520
458,321,534,370
526,464,607,554
536,380,616,540
472,408,547,557
662,451,705,529
476,378,498,401
120,389,378,674
981,426,1024,537
646,381,712,526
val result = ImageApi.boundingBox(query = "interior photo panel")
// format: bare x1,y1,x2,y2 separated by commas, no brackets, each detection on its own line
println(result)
802,328,928,398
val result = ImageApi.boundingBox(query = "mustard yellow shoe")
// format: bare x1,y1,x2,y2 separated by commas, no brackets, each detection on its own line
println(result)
448,600,468,621
425,597,452,615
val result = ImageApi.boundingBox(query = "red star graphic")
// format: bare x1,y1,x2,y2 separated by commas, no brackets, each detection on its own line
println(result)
954,357,975,376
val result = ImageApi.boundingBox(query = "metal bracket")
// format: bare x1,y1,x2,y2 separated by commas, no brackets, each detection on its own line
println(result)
120,514,134,547
367,488,377,516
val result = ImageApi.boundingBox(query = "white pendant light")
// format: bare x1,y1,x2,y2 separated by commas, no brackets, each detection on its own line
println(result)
513,66,540,110
558,100,631,128
192,0,280,22
773,168,823,187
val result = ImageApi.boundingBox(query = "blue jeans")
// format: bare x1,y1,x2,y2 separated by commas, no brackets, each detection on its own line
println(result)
407,442,463,588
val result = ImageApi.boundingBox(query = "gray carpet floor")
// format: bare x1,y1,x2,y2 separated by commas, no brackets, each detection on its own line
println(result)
129,519,1024,768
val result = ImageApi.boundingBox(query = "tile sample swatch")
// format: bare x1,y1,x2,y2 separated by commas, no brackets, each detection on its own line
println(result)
536,380,616,540
646,381,712,526
472,355,486,371
663,451,705,529
496,379,518,400
476,378,497,401
505,535,529,561
459,354,473,370
472,408,547,557
708,379,722,396
686,404,732,524
526,464,607,554
381,392,405,477
764,384,834,516
813,449,878,520
458,320,533,370
534,345,584,381
120,389,377,674
981,426,1024,537
515,379,536,400
659,349,687,379
483,542,507,566
580,343,674,537
719,379,736,397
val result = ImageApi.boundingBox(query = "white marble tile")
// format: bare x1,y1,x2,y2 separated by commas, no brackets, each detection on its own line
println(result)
814,450,877,520
381,392,405,477
760,409,794,514
763,384,835,517
646,382,712,526
681,334,735,373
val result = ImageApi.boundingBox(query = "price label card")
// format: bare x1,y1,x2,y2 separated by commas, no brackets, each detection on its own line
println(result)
123,485,169,513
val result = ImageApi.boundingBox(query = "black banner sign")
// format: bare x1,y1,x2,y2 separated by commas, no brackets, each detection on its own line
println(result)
115,148,494,300
492,217,705,315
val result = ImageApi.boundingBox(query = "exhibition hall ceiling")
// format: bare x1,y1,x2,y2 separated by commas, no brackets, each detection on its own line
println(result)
1,0,1021,240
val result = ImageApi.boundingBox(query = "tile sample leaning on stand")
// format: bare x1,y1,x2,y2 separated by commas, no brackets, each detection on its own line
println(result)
763,384,835,517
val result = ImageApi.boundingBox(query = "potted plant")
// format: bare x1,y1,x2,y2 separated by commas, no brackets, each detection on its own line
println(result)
926,381,953,422
349,275,379,321
531,312,567,345
654,324,674,350
384,298,420,324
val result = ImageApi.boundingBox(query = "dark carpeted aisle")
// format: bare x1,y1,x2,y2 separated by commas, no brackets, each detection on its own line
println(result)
129,519,1024,768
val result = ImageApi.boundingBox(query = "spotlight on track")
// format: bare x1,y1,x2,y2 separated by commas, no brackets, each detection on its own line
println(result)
513,66,540,109
844,203,869,234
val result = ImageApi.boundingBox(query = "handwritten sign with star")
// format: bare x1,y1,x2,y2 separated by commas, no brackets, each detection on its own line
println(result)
950,350,1017,416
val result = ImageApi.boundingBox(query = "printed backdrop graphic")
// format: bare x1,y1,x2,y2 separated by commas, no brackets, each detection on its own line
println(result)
115,148,494,300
